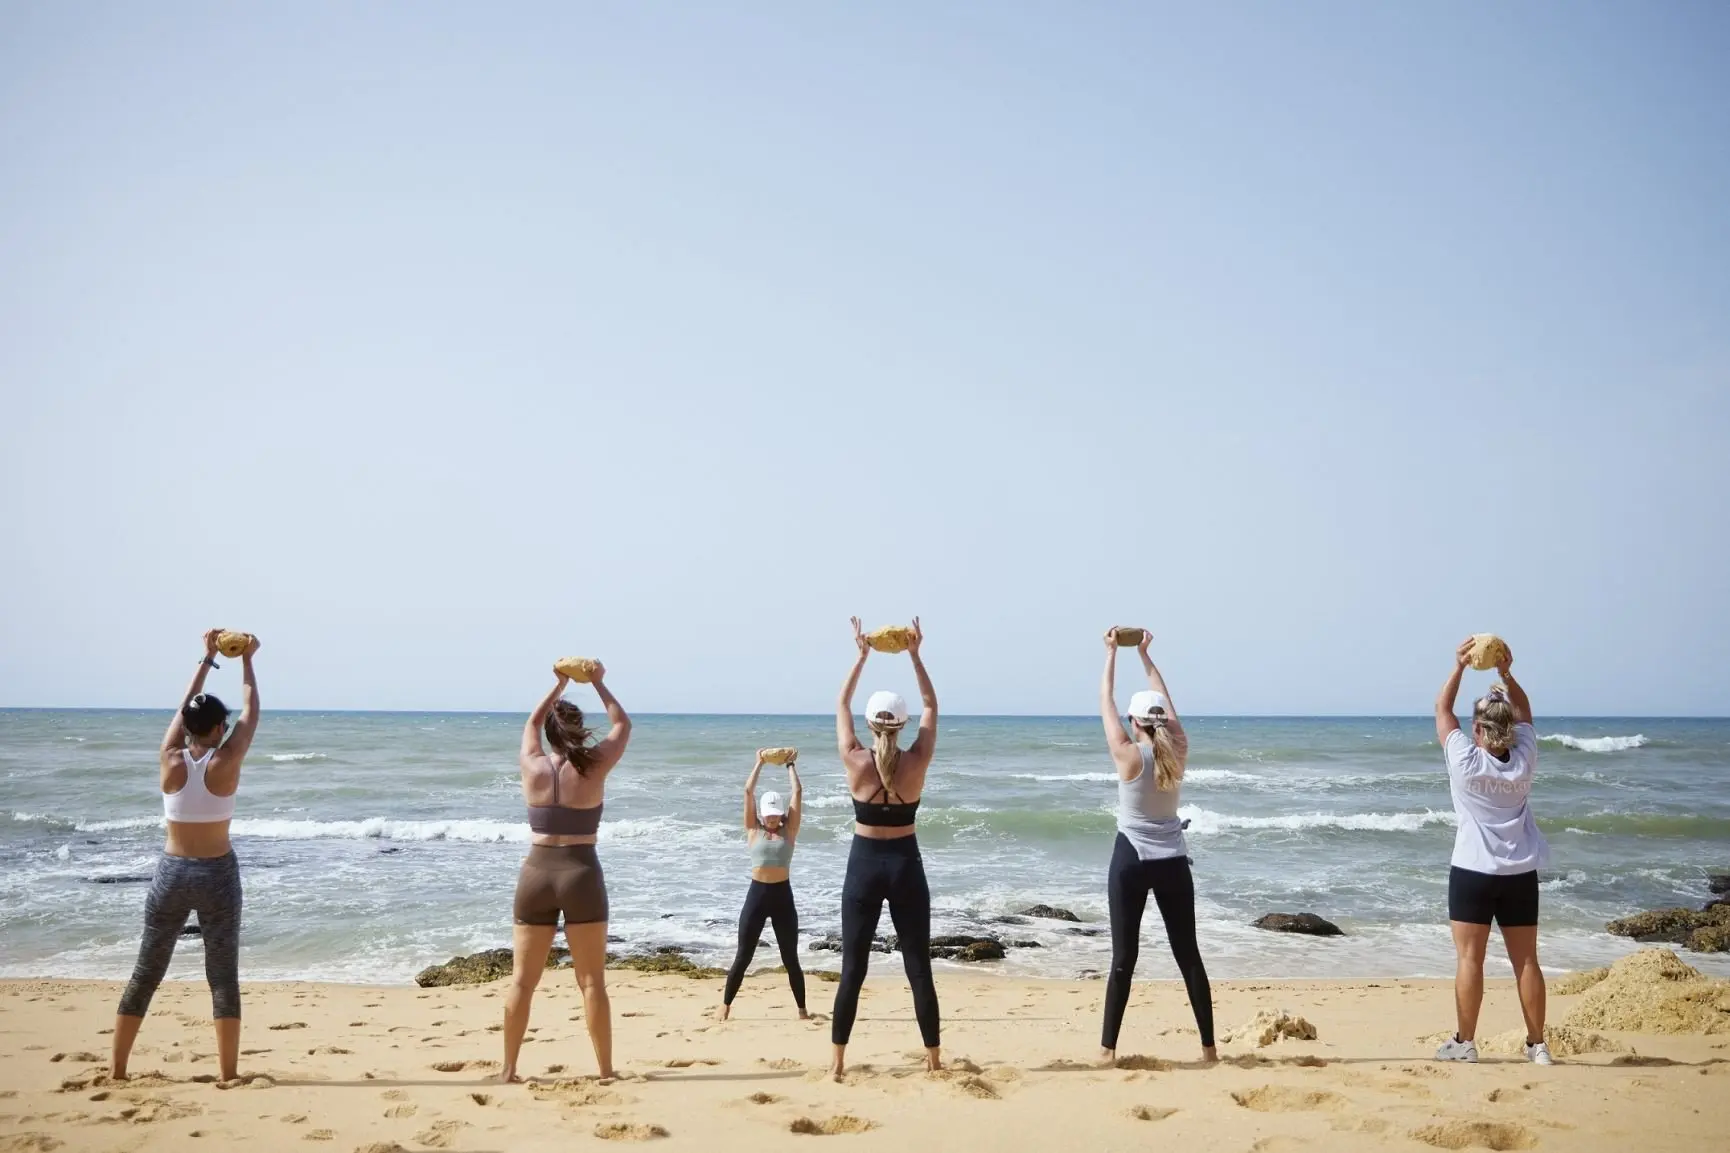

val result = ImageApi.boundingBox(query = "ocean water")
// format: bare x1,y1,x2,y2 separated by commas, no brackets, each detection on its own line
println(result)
3,710,1727,986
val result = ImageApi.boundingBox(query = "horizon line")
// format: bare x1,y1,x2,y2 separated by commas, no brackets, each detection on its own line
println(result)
0,707,1719,721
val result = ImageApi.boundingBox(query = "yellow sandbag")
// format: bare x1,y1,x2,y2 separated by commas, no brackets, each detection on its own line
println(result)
216,631,253,658
761,747,799,765
1112,627,1145,648
1467,634,1509,671
866,625,915,653
554,656,602,682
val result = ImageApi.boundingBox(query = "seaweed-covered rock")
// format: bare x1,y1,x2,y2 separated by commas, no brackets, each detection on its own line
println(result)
1707,873,1730,895
954,940,1006,962
889,934,1008,960
808,934,889,954
1605,906,1730,944
1252,913,1344,937
414,946,571,987
1018,905,1081,922
1686,924,1730,953
608,949,726,979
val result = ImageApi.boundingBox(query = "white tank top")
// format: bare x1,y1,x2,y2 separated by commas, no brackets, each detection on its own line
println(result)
164,748,237,823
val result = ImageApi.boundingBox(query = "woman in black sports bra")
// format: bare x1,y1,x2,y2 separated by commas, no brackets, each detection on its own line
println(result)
830,616,941,1081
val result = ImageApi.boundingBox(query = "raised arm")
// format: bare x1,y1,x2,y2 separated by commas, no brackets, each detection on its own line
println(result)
1496,648,1533,725
785,762,803,839
589,672,632,768
906,618,938,759
743,750,766,833
1136,630,1179,723
1435,638,1471,743
520,673,570,764
836,617,869,757
161,630,221,783
223,639,263,760
1100,630,1132,753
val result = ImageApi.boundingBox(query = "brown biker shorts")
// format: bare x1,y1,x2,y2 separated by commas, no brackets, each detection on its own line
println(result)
513,843,609,926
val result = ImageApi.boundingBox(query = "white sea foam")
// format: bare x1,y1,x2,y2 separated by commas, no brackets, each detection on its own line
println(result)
1012,772,1118,783
1182,769,1263,783
268,752,327,762
1541,733,1647,753
1177,805,1456,835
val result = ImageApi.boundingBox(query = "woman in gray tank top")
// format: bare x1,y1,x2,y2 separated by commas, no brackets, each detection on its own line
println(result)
719,749,808,1020
1097,626,1215,1065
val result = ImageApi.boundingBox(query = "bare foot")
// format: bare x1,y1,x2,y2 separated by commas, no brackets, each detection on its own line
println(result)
1098,1047,1116,1069
924,1048,942,1073
797,1010,811,1021
110,1066,130,1082
494,1068,523,1084
597,1069,618,1082
829,1046,846,1083
719,1004,731,1021
1200,1045,1219,1065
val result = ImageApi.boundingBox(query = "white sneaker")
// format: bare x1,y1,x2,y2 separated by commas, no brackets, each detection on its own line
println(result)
1435,1035,1479,1062
1525,1041,1554,1066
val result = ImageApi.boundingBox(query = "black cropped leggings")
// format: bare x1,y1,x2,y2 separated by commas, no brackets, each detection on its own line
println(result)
119,851,243,1020
1101,834,1213,1050
831,835,940,1048
723,879,806,1010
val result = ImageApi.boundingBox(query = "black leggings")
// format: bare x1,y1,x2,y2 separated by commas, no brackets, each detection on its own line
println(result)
119,851,243,1020
831,835,940,1048
722,880,806,1010
1101,834,1212,1050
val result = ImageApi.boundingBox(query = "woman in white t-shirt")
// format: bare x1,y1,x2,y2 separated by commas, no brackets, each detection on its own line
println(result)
1432,637,1552,1066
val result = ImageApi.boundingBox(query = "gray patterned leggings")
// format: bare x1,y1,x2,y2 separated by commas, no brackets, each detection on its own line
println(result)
118,851,243,1019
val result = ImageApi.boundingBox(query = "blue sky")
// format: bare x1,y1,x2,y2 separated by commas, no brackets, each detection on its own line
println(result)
2,1,1726,715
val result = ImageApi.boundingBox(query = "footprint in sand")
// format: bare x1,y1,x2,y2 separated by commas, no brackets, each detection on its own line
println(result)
48,1052,102,1064
429,1060,499,1073
379,1090,409,1102
411,1120,469,1149
1115,1055,1174,1072
789,1115,874,1136
0,1136,65,1152
662,1058,722,1068
280,1114,308,1124
301,1131,334,1142
308,1047,352,1056
1486,1088,1524,1104
746,1093,784,1105
759,1058,802,1071
594,1123,669,1141
468,1093,494,1107
1126,1106,1177,1121
1251,1138,1311,1152
1231,1087,1347,1113
544,1064,566,1074
240,1049,271,1056
117,1097,203,1124
268,1023,309,1031
384,1104,417,1119
527,1081,627,1107
354,1145,411,1153
926,1070,1000,1100
1330,1118,1392,1135
1408,1121,1537,1151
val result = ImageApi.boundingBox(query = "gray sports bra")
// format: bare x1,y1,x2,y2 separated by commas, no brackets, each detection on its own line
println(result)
527,760,602,836
749,832,795,869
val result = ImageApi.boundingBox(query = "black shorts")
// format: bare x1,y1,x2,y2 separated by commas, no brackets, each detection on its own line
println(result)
1448,866,1539,927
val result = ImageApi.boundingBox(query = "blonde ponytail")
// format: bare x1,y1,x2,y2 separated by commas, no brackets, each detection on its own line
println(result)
1151,723,1184,791
871,724,903,803
1474,685,1518,755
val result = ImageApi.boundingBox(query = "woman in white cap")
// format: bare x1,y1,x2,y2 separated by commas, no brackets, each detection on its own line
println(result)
719,748,808,1020
1432,638,1551,1065
1098,626,1214,1065
830,616,941,1079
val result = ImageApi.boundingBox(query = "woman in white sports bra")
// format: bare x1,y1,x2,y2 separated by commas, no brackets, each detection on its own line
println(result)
1097,626,1214,1065
112,628,261,1084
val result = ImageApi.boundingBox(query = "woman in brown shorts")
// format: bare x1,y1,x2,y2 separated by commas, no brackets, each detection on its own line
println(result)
502,662,631,1082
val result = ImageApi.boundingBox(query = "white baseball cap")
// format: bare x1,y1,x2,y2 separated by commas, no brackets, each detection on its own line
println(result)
1128,690,1170,720
758,791,787,821
865,690,908,726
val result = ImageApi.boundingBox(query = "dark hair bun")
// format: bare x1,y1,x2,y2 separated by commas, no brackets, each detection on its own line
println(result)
182,693,230,736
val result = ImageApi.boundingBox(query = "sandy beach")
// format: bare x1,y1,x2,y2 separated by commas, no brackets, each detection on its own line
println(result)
3,956,1726,1153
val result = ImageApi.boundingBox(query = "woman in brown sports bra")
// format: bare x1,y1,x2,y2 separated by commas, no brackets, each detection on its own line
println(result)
501,662,631,1083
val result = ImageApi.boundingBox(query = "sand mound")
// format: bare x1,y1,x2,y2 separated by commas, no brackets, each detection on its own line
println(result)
1410,1120,1537,1150
1466,634,1508,671
1230,1086,1345,1112
1481,1025,1624,1057
1224,1009,1318,1047
790,1115,874,1135
1562,948,1730,1035
1551,967,1610,996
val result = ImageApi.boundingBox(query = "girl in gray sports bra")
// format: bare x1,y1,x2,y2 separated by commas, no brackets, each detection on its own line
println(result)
720,749,808,1020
